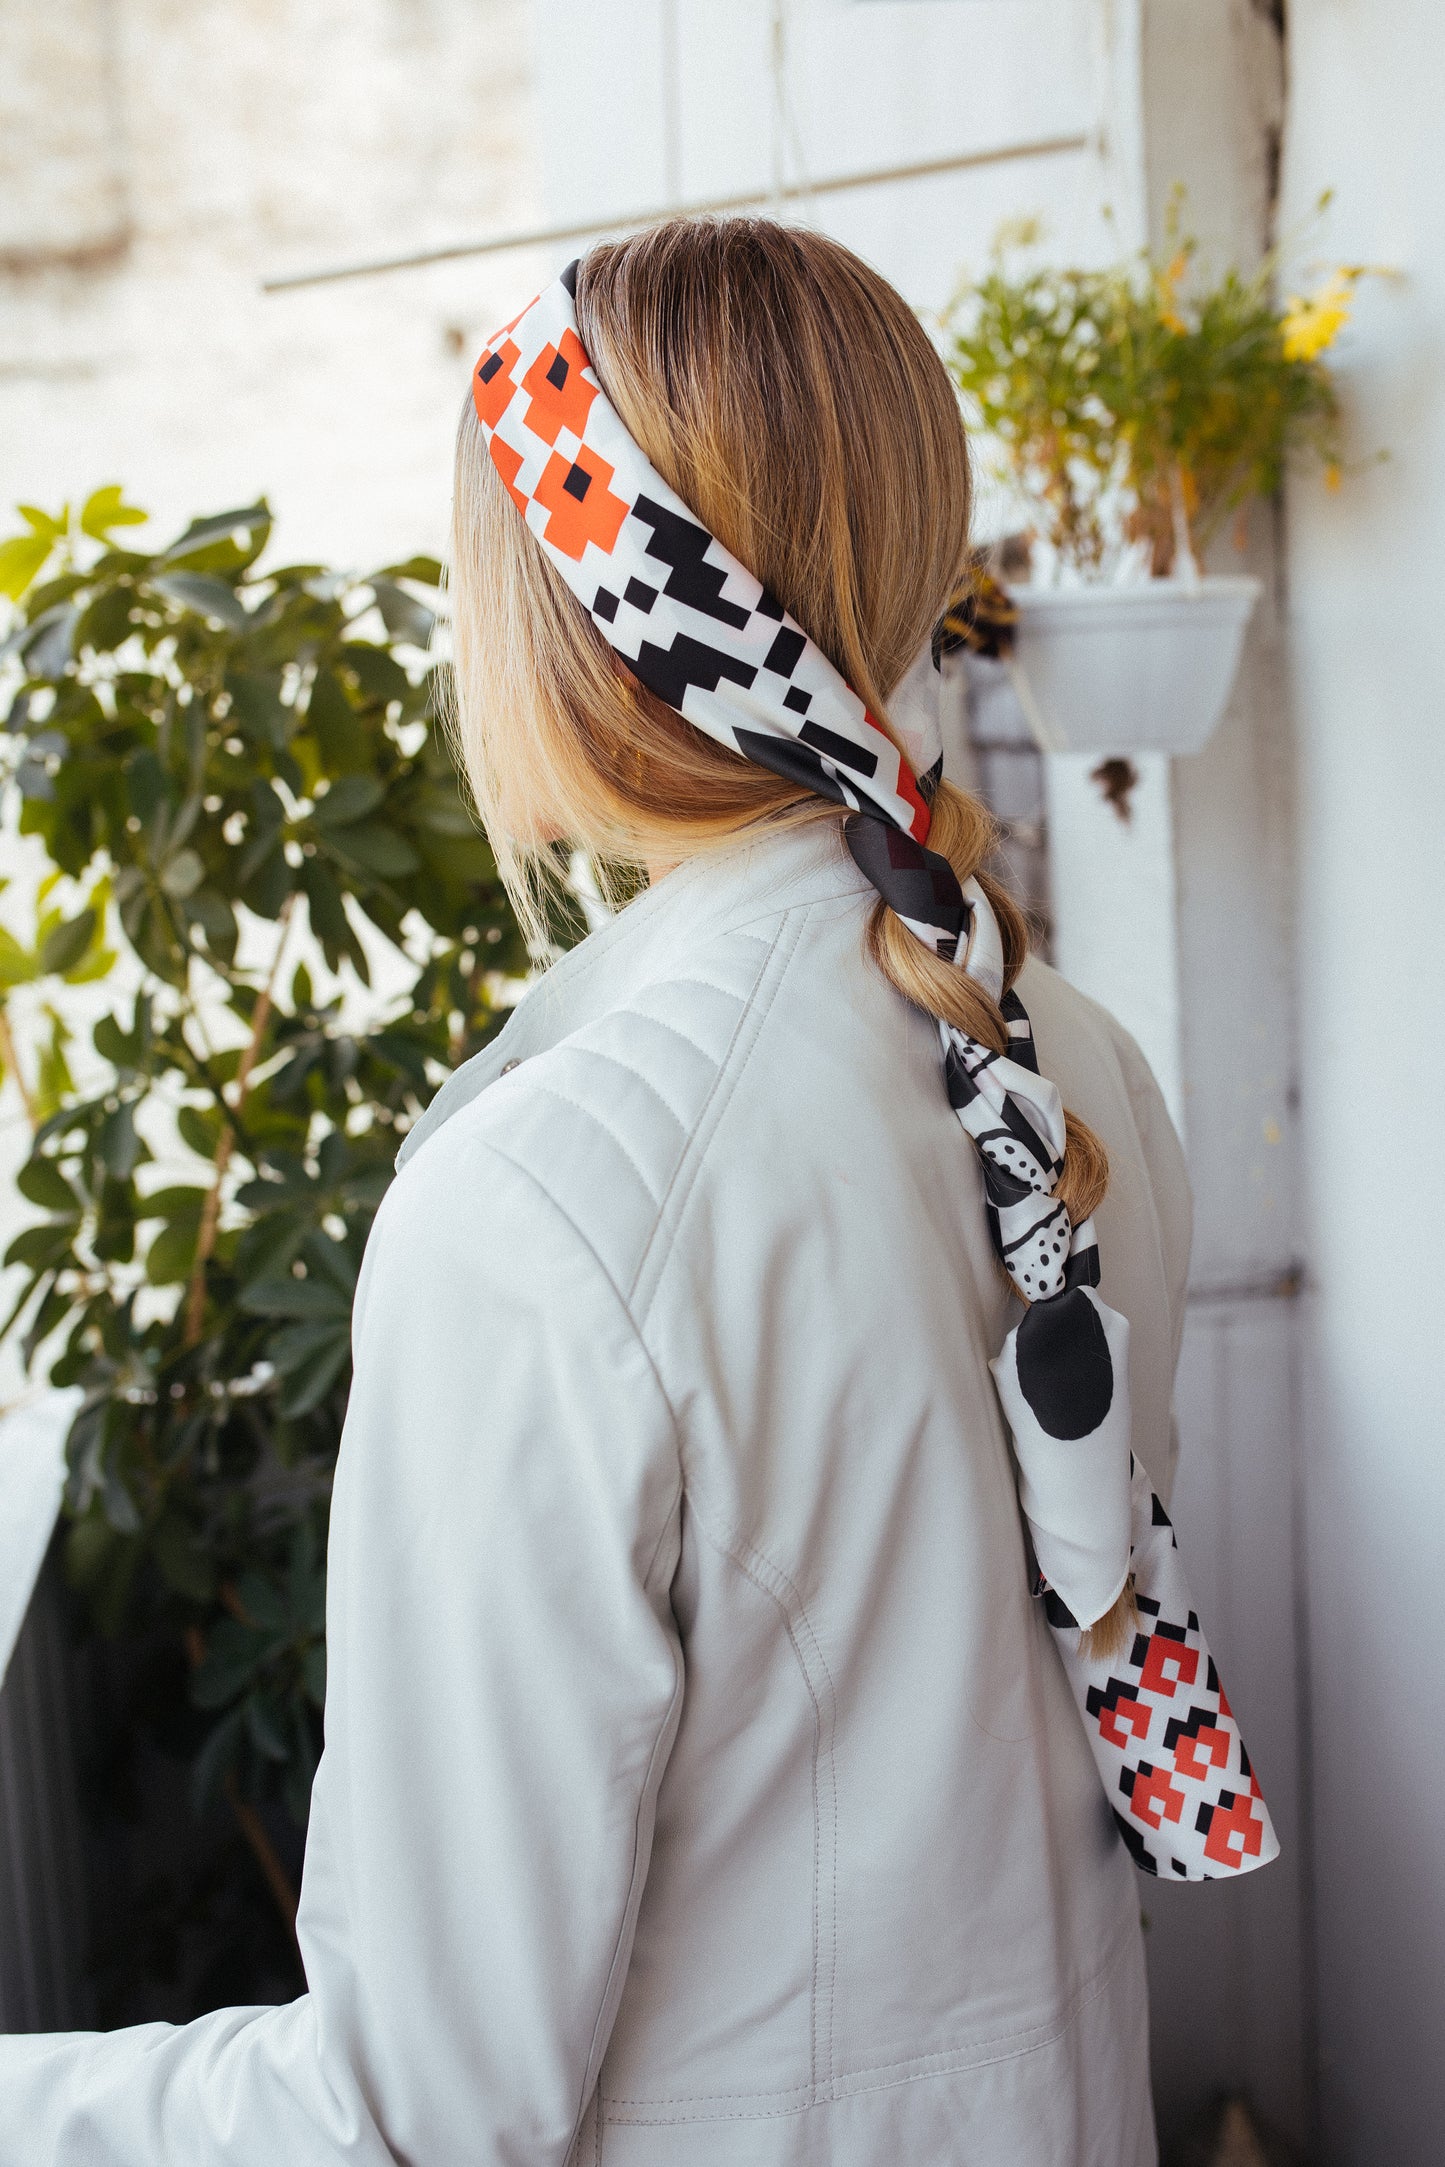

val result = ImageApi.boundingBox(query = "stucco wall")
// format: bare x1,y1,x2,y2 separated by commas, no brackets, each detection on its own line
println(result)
0,0,540,566
1281,9,1445,2162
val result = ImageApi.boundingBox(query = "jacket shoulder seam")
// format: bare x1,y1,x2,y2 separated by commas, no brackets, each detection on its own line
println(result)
460,1136,687,1542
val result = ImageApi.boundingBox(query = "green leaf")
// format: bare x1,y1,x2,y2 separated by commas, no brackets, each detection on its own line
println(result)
150,572,251,629
79,485,148,540
306,668,370,773
177,1103,224,1159
185,886,237,961
159,502,270,565
63,939,118,987
94,1013,140,1068
18,605,78,675
312,774,384,828
16,1156,81,1215
151,1511,215,1600
75,582,137,655
139,1184,209,1223
34,1005,75,1121
190,1706,244,1812
144,1219,199,1283
39,908,96,977
192,1620,263,1708
410,784,478,837
126,748,166,824
235,1570,288,1632
225,672,289,748
240,1274,351,1321
0,926,38,988
370,579,436,647
17,503,67,540
340,644,412,708
274,1322,351,1417
5,1217,77,1270
97,1100,140,1178
324,821,420,879
0,532,54,600
65,1514,142,1634
301,858,367,980
375,554,442,586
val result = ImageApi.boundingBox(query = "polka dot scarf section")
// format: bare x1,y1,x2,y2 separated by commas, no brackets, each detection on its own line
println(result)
469,269,1279,1881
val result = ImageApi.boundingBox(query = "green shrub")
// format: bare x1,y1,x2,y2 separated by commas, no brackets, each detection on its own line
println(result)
0,489,555,1856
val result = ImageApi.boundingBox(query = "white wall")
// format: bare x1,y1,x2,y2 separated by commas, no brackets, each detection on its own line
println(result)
1281,10,1445,2162
0,0,539,568
533,0,1130,310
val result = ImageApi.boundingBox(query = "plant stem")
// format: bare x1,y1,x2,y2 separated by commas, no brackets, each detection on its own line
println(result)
1169,464,1202,586
183,897,296,1347
224,1773,300,1945
0,1000,38,1130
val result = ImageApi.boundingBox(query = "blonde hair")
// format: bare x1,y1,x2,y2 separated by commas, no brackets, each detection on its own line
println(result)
448,216,1108,1233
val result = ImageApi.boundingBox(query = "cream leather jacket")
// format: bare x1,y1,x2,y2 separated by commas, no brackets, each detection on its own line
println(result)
0,822,1191,2165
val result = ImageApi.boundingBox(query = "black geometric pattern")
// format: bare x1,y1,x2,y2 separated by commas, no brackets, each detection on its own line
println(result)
1046,1460,1280,1881
630,633,758,712
630,496,753,629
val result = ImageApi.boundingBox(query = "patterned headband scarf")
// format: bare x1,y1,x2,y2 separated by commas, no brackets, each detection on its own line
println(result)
469,266,1278,1882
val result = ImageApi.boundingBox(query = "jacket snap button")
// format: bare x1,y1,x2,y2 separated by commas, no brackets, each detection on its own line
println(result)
500,1059,521,1074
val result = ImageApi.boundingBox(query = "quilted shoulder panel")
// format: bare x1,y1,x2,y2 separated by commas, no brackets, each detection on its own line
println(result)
416,927,782,1304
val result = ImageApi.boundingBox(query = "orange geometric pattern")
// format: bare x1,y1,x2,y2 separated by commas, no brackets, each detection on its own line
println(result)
1202,1791,1268,1868
486,436,529,518
520,330,599,446
1138,1631,1199,1699
532,446,628,562
1130,1763,1186,1830
473,337,521,430
1173,1721,1230,1784
1097,1692,1151,1752
1056,1458,1279,1880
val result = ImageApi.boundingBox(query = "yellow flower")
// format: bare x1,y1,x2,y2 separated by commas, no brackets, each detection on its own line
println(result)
1281,270,1357,361
1157,249,1190,333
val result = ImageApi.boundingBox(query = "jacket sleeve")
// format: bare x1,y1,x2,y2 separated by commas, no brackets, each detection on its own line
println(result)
0,1125,686,2165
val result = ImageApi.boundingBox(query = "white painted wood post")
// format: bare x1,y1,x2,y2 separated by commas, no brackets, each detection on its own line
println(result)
0,1390,89,2031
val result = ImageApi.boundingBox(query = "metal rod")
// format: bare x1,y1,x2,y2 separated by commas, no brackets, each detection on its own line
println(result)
262,132,1093,293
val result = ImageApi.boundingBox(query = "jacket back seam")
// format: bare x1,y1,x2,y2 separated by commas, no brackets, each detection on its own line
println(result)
629,904,809,1326
684,1496,839,2100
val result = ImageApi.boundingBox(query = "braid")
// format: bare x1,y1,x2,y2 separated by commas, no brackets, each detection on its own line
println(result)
865,780,1110,1231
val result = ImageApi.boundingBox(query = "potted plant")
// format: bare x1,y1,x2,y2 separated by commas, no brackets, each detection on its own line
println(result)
943,206,1364,755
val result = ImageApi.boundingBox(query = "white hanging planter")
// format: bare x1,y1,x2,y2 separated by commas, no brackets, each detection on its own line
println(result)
1004,576,1262,757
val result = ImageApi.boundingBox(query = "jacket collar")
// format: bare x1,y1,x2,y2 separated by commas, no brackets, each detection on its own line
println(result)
397,818,868,1168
